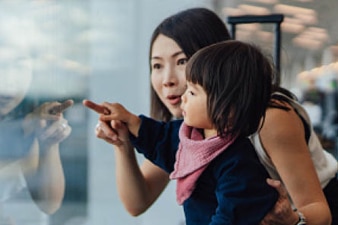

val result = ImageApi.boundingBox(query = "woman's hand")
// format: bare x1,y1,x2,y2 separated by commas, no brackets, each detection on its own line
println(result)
83,99,130,147
83,99,141,137
260,178,299,225
95,120,129,147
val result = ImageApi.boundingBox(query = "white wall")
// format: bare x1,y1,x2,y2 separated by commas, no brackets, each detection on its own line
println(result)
86,1,214,225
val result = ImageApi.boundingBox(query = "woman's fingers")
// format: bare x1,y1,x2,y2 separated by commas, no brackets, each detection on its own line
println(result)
83,99,110,115
266,178,288,197
260,178,295,225
96,121,118,141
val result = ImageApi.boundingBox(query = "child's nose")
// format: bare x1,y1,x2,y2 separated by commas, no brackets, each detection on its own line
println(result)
181,92,186,102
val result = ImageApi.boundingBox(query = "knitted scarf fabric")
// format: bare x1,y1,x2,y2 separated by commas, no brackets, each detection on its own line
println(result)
169,123,236,205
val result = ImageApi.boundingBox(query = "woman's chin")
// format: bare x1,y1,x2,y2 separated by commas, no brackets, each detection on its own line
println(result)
170,109,183,119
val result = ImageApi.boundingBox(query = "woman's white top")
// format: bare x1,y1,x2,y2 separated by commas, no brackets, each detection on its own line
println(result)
250,92,338,189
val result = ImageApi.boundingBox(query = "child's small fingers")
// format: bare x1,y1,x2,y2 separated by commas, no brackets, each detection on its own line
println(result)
100,122,118,137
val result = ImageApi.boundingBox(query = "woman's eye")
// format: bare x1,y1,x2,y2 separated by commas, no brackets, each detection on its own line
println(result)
152,63,161,70
177,58,188,65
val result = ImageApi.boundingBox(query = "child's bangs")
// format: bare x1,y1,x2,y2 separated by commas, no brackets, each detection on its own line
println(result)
185,55,205,85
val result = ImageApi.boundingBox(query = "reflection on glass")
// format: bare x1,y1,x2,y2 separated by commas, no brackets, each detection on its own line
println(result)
0,0,90,224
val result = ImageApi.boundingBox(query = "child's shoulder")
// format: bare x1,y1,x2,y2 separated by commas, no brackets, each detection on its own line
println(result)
210,137,261,172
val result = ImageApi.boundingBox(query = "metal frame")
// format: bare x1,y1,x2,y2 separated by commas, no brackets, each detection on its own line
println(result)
227,14,284,82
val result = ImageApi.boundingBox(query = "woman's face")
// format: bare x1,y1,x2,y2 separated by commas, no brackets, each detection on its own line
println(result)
150,34,188,118
0,58,32,116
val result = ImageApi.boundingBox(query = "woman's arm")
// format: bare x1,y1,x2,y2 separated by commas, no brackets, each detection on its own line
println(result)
115,150,170,216
85,102,171,216
100,120,170,216
260,104,331,225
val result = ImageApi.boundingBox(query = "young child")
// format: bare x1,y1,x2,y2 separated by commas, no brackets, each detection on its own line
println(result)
84,40,279,225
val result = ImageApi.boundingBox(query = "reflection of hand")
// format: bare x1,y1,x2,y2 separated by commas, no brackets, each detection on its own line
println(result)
36,117,72,147
260,178,299,225
22,100,73,148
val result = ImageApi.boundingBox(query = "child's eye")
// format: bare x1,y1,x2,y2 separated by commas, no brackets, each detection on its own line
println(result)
188,90,195,96
177,58,188,65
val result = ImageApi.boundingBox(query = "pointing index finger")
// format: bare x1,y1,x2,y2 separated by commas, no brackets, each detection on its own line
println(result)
83,99,110,115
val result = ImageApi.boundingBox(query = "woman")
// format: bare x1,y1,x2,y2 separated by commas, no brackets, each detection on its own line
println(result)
88,7,336,225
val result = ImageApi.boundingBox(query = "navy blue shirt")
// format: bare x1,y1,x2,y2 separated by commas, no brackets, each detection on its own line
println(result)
130,115,278,225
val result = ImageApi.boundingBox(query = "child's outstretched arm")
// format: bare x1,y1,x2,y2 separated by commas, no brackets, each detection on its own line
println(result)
83,100,141,137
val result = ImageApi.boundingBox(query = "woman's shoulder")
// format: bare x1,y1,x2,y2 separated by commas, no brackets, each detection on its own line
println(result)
264,100,304,134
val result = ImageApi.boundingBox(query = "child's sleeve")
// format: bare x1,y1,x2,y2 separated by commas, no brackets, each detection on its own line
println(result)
129,115,183,173
210,139,278,225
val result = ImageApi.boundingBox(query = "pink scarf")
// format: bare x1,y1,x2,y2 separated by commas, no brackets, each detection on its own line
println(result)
169,123,236,205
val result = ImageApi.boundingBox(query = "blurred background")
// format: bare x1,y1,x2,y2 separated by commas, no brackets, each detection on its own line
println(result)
0,0,337,224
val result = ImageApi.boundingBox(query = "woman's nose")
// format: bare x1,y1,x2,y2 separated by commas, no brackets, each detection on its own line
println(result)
162,68,177,87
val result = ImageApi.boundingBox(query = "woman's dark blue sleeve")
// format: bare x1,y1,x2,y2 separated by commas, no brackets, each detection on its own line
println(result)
129,115,183,173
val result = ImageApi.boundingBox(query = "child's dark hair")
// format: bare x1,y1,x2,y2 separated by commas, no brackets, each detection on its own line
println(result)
186,40,274,138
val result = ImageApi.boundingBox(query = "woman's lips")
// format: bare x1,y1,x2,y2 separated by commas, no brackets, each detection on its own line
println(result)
167,95,181,105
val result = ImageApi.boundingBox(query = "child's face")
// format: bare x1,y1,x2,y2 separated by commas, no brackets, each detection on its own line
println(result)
181,81,213,130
